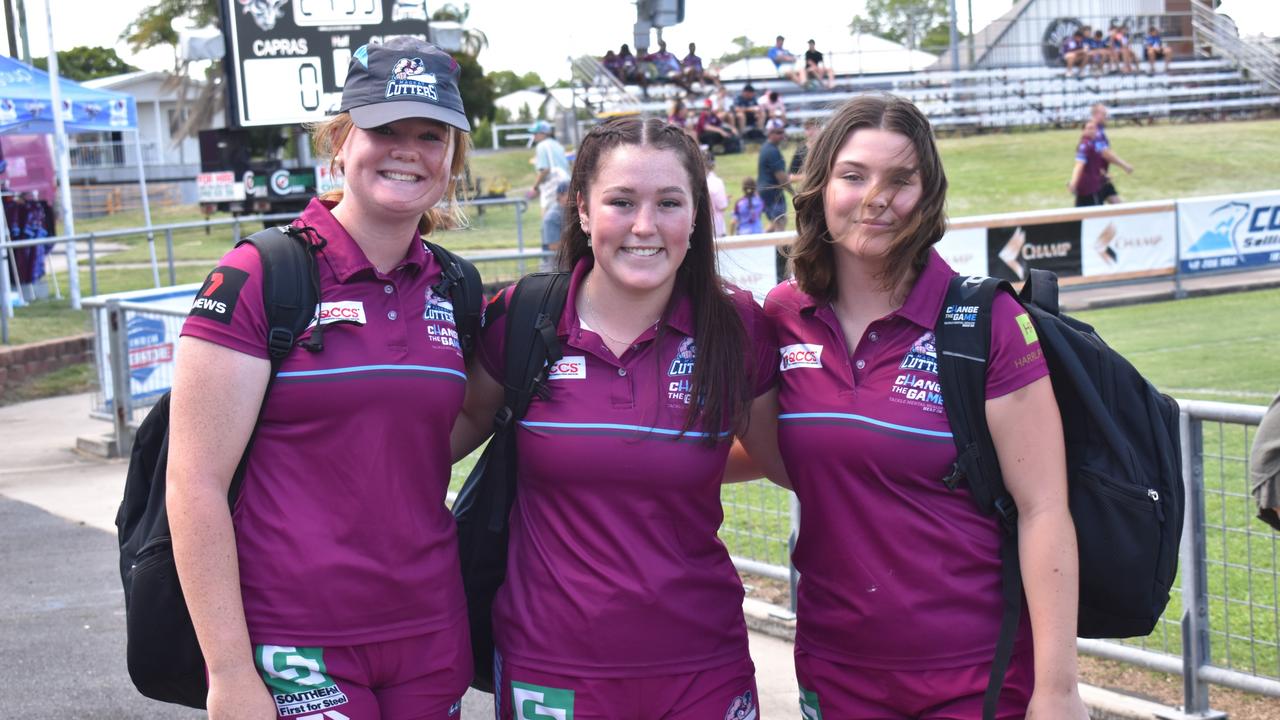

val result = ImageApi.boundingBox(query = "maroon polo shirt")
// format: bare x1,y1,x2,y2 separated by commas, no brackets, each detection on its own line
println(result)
478,257,778,677
766,249,1049,669
181,198,468,646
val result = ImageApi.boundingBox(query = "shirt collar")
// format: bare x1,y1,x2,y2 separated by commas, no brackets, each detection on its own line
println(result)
560,256,695,339
295,198,429,283
795,248,954,330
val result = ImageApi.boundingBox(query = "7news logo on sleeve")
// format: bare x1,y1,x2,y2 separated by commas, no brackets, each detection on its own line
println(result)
190,266,250,323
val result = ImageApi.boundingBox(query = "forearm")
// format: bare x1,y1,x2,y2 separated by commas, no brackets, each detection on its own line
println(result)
1018,506,1080,694
168,479,256,678
532,169,549,190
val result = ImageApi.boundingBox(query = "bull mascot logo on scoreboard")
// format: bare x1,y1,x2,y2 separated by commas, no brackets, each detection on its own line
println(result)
238,0,288,32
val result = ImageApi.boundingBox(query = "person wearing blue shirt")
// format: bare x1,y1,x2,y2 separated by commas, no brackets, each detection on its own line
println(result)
768,35,805,86
1144,27,1171,73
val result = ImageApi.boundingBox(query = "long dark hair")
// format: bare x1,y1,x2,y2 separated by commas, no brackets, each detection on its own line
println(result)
558,116,752,440
789,94,948,303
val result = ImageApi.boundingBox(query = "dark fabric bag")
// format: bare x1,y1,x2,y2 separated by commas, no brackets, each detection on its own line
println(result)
935,269,1183,720
453,271,570,693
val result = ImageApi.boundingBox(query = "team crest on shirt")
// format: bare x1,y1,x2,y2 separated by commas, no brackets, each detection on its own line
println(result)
724,690,758,720
899,331,938,374
424,286,460,351
668,337,696,376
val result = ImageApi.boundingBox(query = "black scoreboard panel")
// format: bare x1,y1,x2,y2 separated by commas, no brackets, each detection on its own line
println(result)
222,0,432,127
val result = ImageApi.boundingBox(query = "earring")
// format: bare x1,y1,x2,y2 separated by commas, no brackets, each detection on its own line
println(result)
585,233,592,247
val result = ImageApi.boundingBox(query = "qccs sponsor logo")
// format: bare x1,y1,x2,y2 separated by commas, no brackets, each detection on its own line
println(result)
547,355,587,380
779,343,823,371
310,301,366,328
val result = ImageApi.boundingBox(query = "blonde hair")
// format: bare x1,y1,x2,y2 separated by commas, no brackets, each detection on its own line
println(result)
308,113,472,235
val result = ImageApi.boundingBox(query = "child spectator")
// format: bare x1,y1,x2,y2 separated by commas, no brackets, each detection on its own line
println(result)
758,90,787,122
1144,26,1171,73
668,98,696,140
1090,29,1114,73
1111,26,1137,73
804,39,837,89
768,35,806,86
732,178,765,235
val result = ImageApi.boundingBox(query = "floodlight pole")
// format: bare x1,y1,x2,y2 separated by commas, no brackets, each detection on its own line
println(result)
967,0,975,66
948,0,961,70
44,0,78,308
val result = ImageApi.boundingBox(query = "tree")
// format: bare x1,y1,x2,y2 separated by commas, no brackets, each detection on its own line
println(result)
121,0,222,144
120,0,219,58
489,70,547,97
453,53,495,123
849,0,951,53
715,36,771,66
33,47,138,81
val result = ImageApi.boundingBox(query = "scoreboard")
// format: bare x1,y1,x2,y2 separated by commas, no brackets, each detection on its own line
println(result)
221,0,433,127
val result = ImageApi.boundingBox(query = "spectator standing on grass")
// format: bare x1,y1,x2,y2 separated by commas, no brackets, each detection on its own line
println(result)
732,178,765,235
767,93,1087,719
706,152,730,238
1090,103,1134,204
528,119,572,221
804,39,837,89
757,118,791,232
541,180,569,269
769,35,806,87
1144,26,1172,74
1069,120,1107,206
789,117,822,184
1252,394,1280,531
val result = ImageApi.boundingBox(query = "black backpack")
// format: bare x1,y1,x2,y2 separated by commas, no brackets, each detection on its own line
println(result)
935,269,1183,720
116,227,481,708
452,271,571,693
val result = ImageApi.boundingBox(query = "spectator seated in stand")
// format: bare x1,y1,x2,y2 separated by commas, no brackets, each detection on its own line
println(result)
615,44,649,93
1086,29,1113,74
1110,26,1137,73
1144,26,1171,74
713,85,740,134
682,42,720,88
601,50,623,81
645,40,691,90
668,99,697,140
1061,30,1088,77
803,39,837,89
758,90,786,123
695,98,742,154
768,35,806,87
734,83,762,139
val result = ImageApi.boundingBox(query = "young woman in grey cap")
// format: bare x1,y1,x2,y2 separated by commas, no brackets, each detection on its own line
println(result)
168,37,476,718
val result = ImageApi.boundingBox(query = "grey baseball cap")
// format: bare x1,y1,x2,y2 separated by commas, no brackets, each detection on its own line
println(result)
339,37,471,132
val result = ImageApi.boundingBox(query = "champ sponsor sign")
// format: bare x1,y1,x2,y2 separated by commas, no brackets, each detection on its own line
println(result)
986,221,1083,282
1080,211,1177,277
1179,190,1280,274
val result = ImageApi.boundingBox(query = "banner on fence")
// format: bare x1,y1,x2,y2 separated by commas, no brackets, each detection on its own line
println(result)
1081,211,1178,277
936,227,988,277
90,285,199,409
1179,190,1280,274
718,242,779,303
987,221,1083,282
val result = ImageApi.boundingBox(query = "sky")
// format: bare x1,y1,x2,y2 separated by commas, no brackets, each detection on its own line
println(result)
12,0,1280,85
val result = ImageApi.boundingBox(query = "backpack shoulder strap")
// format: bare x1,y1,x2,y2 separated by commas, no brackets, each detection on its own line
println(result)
424,240,482,359
935,273,1027,720
501,271,572,423
238,226,320,365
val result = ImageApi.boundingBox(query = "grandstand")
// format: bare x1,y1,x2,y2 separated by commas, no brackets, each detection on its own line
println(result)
565,0,1278,138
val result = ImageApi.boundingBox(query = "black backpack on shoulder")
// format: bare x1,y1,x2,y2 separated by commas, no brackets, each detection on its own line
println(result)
453,271,571,693
934,269,1183,720
117,228,481,708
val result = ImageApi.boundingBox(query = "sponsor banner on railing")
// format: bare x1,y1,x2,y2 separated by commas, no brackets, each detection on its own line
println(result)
1081,211,1178,277
935,227,987,277
987,221,1083,282
1179,190,1280,274
90,285,199,410
718,240,783,303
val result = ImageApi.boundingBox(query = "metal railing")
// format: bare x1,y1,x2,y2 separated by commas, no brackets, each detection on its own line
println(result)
68,140,161,169
1192,1,1280,94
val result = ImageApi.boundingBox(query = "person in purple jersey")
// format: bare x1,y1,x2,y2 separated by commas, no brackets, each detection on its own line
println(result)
1070,120,1108,207
767,95,1087,718
451,117,787,719
168,37,474,719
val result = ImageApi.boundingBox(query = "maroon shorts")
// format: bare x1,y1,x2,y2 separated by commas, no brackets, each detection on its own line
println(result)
794,647,1034,719
495,651,759,720
251,623,471,719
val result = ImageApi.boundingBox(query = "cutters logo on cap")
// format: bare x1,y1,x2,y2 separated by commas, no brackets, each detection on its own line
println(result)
386,57,439,101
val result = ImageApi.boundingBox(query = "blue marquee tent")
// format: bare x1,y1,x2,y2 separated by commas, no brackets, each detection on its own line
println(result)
0,54,138,134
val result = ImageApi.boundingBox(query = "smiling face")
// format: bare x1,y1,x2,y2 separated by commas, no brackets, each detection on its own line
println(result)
823,127,923,260
577,145,694,298
335,117,454,223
